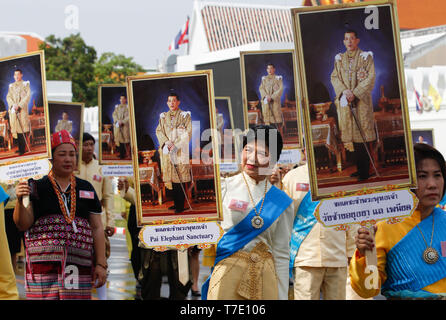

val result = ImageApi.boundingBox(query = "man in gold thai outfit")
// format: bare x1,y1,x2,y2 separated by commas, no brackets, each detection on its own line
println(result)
55,112,73,133
6,69,31,155
156,92,192,213
330,30,376,181
259,63,284,137
112,95,130,159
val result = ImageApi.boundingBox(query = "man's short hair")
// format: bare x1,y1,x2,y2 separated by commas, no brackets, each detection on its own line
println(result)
168,92,180,101
266,63,275,68
83,132,95,144
14,69,23,74
344,29,359,38
120,95,127,99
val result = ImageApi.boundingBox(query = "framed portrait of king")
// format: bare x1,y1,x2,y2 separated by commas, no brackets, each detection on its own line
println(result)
127,70,222,225
98,84,132,164
0,51,50,164
215,96,242,174
411,129,434,147
240,49,303,168
292,0,417,200
48,101,84,171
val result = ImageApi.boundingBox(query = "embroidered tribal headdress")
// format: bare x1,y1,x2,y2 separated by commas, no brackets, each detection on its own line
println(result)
51,130,77,151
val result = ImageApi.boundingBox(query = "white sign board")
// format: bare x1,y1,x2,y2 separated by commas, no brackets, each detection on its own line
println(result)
139,221,223,250
315,189,418,227
101,165,134,177
0,159,51,183
278,148,301,165
219,161,239,173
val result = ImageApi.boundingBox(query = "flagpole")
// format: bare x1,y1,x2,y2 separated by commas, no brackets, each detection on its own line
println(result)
186,16,190,56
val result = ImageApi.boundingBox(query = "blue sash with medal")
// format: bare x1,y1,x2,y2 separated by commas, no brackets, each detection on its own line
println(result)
289,192,319,275
201,185,292,300
382,207,446,298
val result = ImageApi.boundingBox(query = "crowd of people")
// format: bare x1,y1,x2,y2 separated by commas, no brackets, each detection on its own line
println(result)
0,124,445,300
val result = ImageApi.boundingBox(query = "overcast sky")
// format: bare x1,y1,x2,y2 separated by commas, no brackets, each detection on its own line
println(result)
0,0,298,69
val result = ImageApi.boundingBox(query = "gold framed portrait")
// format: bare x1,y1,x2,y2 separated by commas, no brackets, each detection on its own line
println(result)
240,49,304,167
0,50,51,164
291,0,417,200
48,101,85,172
127,70,223,225
411,128,434,148
98,84,132,165
215,96,242,173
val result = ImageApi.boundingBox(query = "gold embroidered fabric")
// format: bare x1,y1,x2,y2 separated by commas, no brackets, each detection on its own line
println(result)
330,48,376,144
207,241,278,300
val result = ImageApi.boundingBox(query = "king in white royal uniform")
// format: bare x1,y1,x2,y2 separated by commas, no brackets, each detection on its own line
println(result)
155,92,192,213
6,69,31,155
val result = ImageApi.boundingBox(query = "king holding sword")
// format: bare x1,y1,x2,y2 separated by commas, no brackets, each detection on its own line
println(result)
6,68,31,155
156,91,193,213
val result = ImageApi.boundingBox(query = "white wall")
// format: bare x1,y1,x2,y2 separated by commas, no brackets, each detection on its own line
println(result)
408,111,446,155
405,66,446,156
177,41,294,71
46,80,72,102
0,35,26,58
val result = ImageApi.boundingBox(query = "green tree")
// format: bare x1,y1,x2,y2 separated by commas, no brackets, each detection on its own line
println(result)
94,52,146,85
40,34,146,106
39,33,97,106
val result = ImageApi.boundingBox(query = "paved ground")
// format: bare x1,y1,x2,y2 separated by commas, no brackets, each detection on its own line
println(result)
14,230,384,300
14,232,212,300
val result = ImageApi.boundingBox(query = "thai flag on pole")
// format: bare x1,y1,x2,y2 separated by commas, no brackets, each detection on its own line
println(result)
414,89,423,114
168,17,190,51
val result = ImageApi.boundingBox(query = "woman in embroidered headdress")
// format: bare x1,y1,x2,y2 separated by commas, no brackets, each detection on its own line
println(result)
350,143,446,299
14,130,107,300
202,125,294,300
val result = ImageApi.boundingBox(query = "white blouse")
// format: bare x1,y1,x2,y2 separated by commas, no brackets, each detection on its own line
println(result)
220,172,295,300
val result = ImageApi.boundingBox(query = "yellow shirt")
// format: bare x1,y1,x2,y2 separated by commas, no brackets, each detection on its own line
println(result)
0,202,19,300
282,164,356,268
349,209,446,298
77,159,114,227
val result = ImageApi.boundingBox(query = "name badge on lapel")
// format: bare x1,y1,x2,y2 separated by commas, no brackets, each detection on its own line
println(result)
93,174,102,182
296,183,309,192
80,190,94,199
229,199,249,212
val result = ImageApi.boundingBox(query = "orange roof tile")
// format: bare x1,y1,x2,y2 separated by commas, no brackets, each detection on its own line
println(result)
201,5,294,52
396,0,446,30
18,34,44,52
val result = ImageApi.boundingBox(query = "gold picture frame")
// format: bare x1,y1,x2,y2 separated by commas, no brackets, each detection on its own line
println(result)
48,101,85,172
215,96,242,171
412,128,434,148
127,70,222,226
0,50,51,165
240,49,304,155
98,84,132,165
291,0,417,200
